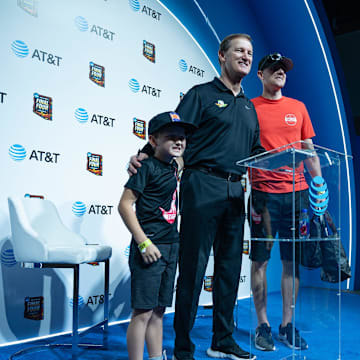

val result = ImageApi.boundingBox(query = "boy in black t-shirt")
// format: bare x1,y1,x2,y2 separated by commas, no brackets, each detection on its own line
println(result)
118,111,196,360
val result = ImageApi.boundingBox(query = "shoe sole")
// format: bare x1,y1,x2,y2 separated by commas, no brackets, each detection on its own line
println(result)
206,347,256,360
254,341,275,351
278,334,308,350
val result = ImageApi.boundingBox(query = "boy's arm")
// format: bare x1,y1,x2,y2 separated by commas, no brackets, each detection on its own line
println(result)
118,188,161,264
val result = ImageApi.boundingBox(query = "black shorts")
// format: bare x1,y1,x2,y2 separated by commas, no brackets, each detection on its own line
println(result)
249,189,309,262
129,241,179,310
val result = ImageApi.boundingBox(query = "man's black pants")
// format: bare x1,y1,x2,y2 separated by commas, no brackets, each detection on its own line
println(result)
174,169,245,359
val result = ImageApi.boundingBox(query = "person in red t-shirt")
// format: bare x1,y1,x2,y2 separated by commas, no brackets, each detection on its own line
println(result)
249,53,322,352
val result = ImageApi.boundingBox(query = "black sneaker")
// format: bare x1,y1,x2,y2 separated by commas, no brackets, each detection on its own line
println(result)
278,323,308,350
206,343,256,360
255,323,275,351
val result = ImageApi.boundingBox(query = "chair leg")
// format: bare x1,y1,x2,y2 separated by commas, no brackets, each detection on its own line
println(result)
72,264,80,360
103,259,109,348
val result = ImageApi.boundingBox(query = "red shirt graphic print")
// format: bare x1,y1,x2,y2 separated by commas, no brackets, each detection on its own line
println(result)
159,189,177,224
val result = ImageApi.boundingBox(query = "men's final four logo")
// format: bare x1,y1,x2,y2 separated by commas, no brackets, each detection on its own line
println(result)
89,62,105,87
133,118,146,139
143,40,155,63
87,152,103,175
33,93,52,120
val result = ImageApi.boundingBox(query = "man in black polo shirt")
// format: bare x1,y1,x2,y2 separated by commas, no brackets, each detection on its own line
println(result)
129,34,264,360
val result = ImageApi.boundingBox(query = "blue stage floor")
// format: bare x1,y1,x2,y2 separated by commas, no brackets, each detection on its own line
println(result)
0,288,359,359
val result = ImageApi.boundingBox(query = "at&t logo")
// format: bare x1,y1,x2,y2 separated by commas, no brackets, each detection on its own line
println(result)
1,249,17,267
69,295,85,309
128,78,161,98
128,78,140,93
29,150,60,163
74,16,88,31
72,201,87,217
88,205,114,215
8,145,59,163
179,59,187,72
74,16,115,41
75,108,89,124
11,40,62,66
178,58,204,77
129,0,162,20
11,40,29,58
9,144,26,161
75,108,115,127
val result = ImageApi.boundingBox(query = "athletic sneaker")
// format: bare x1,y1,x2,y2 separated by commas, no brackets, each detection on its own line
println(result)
171,356,194,360
255,323,275,351
206,343,256,360
278,323,308,350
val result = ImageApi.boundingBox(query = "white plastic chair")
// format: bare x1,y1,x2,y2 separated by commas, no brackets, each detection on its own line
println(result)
7,196,112,359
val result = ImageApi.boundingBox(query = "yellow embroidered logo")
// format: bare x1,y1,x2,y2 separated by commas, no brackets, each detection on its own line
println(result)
215,100,228,108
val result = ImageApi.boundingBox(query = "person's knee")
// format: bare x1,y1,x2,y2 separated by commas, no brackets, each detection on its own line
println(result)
251,260,269,274
132,308,153,322
152,306,165,318
282,260,300,278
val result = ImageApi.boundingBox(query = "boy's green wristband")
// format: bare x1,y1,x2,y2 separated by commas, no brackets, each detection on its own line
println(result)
138,239,152,253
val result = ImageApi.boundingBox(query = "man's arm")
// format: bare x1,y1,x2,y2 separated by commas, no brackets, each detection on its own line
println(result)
303,138,322,178
118,188,161,263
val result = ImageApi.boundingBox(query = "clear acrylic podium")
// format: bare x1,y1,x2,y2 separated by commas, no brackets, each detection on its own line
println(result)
236,141,351,360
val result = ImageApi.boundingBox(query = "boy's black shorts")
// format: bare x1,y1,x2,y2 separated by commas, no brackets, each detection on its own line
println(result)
129,241,179,310
249,189,309,262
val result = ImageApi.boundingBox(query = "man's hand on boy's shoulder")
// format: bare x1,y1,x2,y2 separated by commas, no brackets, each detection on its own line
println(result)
141,243,162,264
127,152,149,176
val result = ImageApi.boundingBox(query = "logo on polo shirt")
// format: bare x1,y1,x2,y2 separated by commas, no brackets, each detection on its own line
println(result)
215,100,228,108
159,189,176,224
285,114,297,126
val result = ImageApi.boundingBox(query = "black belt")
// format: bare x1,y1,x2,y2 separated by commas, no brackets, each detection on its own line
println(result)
186,165,242,182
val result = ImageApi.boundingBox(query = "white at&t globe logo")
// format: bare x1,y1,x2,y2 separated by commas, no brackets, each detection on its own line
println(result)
74,16,89,32
128,78,140,93
72,201,87,217
1,249,17,267
75,108,88,124
9,144,27,161
11,40,29,58
129,0,140,12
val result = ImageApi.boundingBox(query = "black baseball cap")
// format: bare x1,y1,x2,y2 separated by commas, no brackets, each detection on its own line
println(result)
148,111,197,135
258,53,293,72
